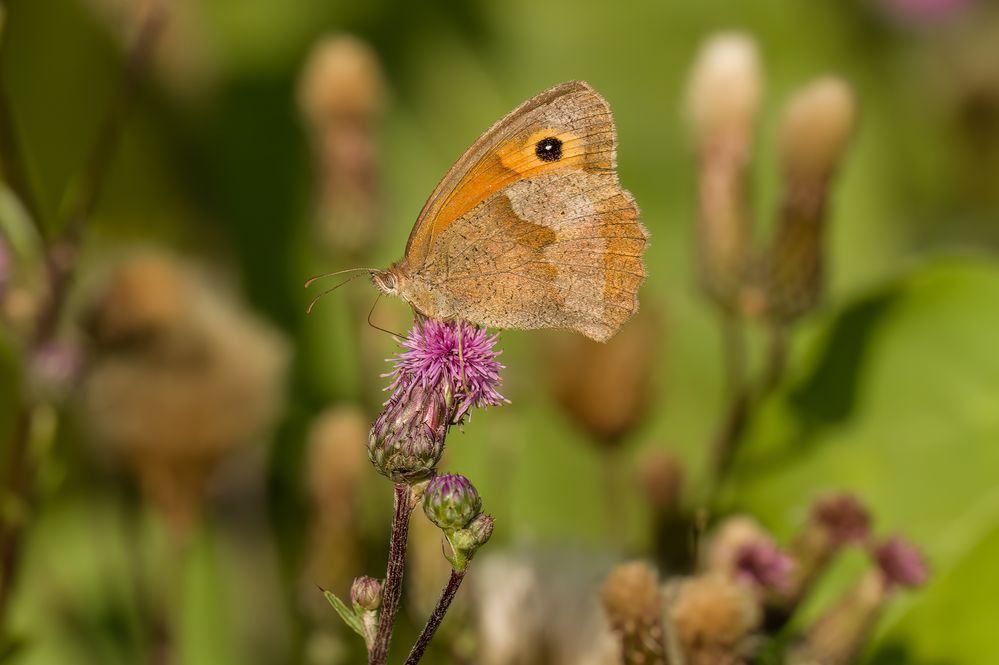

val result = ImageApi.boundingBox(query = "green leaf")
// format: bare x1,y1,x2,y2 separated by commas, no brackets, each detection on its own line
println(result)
323,590,365,639
720,256,999,664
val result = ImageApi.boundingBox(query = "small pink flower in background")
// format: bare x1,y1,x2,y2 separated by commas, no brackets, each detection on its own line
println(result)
879,0,977,25
874,536,929,589
0,236,10,298
813,493,871,545
734,540,795,591
30,341,83,397
387,319,506,423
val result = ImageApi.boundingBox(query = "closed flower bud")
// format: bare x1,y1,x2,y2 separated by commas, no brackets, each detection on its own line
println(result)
452,512,495,553
350,575,383,611
423,473,482,532
367,381,447,483
758,77,857,325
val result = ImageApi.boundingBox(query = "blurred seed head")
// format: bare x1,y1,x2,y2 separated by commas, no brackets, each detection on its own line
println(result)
306,405,368,509
544,311,660,447
298,35,383,127
81,251,289,534
302,405,367,608
686,33,762,310
669,574,761,665
601,561,669,665
686,33,763,147
298,35,384,257
780,77,857,183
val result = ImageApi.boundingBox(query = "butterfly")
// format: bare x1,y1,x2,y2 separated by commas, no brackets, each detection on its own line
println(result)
315,81,648,342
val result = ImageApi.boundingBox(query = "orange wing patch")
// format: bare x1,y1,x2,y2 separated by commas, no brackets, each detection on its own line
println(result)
403,82,615,269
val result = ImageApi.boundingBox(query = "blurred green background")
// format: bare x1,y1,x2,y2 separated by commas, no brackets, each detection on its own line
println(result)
2,0,999,663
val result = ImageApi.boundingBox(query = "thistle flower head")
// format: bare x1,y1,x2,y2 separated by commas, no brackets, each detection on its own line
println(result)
874,536,928,589
388,319,506,423
734,540,794,591
812,493,871,545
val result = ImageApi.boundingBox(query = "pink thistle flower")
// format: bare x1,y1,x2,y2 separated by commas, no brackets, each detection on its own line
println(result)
812,493,871,546
734,540,795,591
387,319,506,423
874,536,928,589
368,319,505,483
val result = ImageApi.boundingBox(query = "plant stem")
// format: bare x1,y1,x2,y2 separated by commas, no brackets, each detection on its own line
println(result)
404,569,466,665
368,483,413,665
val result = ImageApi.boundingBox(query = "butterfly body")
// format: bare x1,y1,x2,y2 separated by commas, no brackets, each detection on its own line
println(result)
375,81,647,342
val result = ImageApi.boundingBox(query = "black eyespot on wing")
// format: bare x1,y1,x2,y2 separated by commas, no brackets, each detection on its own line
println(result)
535,136,563,162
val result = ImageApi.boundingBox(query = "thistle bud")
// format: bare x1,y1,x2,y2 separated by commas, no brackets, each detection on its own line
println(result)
766,493,870,628
452,512,494,552
422,473,482,532
350,576,383,611
759,77,857,324
367,381,447,483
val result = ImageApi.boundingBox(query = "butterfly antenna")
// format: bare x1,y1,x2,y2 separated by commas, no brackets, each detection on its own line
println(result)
366,292,404,338
304,267,377,289
305,273,367,314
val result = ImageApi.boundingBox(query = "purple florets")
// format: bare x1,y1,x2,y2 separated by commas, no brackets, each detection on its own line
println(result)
734,540,794,591
874,536,928,589
387,319,506,423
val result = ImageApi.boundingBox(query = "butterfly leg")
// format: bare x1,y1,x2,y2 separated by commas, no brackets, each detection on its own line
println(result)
457,322,467,387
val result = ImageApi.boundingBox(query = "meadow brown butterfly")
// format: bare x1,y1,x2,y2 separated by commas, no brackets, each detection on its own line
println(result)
318,81,647,342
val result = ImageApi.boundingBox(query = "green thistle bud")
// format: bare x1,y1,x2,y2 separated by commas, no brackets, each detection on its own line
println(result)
450,512,495,555
350,575,383,611
368,382,447,483
423,473,481,531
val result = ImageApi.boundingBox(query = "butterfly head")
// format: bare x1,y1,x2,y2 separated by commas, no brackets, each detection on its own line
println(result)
371,268,400,296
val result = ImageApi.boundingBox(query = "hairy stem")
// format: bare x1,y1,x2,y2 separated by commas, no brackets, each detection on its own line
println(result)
404,569,466,665
368,483,413,665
